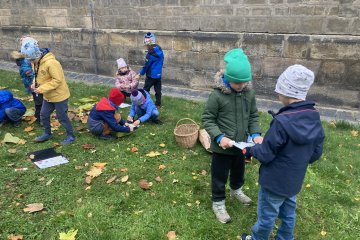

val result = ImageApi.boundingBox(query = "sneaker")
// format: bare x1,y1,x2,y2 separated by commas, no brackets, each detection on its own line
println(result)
152,119,163,125
35,133,53,142
212,200,231,224
98,134,115,140
61,135,76,145
230,188,252,205
241,233,253,240
13,121,21,128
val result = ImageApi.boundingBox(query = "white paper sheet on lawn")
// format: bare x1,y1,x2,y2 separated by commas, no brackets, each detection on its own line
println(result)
33,155,69,169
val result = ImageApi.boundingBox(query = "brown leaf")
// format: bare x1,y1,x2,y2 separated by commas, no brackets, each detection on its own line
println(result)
8,148,17,154
162,150,168,155
23,203,44,213
166,231,176,240
51,120,61,127
351,130,358,137
82,144,96,150
7,234,23,240
68,112,76,120
86,167,102,178
81,115,88,124
53,142,61,148
85,176,92,184
131,147,138,152
106,176,117,184
120,168,128,172
139,179,151,190
121,175,129,183
24,116,37,124
24,126,34,132
159,164,166,170
155,176,162,182
201,170,207,176
93,162,107,169
17,139,27,145
38,176,45,182
76,125,85,131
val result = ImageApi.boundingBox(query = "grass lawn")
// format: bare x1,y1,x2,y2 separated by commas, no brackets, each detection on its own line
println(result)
0,69,359,240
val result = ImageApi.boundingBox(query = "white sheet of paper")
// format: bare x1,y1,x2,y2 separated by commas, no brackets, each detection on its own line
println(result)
119,103,131,108
33,155,69,169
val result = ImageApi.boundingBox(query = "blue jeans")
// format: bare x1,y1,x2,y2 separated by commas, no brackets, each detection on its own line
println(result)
5,108,26,123
136,107,159,121
251,187,296,240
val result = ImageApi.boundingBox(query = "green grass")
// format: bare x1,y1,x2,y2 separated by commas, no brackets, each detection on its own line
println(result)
0,69,359,240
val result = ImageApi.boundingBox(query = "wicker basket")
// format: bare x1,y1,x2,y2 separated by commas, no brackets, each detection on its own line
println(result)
174,118,200,148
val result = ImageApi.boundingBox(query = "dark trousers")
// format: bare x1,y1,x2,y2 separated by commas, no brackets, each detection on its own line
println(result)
32,92,43,121
143,77,161,106
5,108,26,123
41,99,74,137
211,152,245,202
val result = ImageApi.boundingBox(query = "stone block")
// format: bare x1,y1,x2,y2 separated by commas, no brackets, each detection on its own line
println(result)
179,0,201,6
345,61,360,90
200,16,226,31
245,17,268,32
226,17,246,32
244,0,266,3
127,48,145,66
37,9,68,17
109,33,137,47
45,16,68,28
162,67,194,86
0,16,10,26
173,37,191,51
273,7,289,16
310,40,360,60
235,7,251,16
325,18,351,34
268,17,297,33
251,7,272,16
95,32,109,45
349,19,360,35
191,70,217,89
296,17,324,34
164,50,198,69
51,43,72,58
71,45,92,59
192,33,240,53
270,0,284,3
0,9,11,16
317,61,346,85
290,6,314,15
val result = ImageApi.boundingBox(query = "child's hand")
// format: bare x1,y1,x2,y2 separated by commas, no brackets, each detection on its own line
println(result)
219,137,233,149
34,88,42,94
129,125,134,132
133,120,140,127
30,83,36,90
127,116,133,122
253,136,263,144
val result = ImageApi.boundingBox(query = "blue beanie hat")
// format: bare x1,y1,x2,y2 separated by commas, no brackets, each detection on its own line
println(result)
144,32,156,45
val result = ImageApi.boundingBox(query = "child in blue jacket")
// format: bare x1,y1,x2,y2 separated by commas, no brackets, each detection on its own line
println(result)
11,50,43,123
135,32,164,108
87,88,134,140
127,89,162,126
241,65,325,240
0,90,26,127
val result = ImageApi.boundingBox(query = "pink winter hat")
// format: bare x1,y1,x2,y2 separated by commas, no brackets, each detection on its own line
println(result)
116,58,127,69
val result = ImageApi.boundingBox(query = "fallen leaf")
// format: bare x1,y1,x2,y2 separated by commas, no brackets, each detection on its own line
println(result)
187,203,192,207
150,133,155,136
38,176,45,182
17,139,27,145
87,212,92,218
77,198,82,203
146,151,161,157
59,229,78,240
159,164,166,170
78,97,97,103
2,133,20,144
23,203,44,213
139,179,151,190
172,179,179,184
306,184,311,188
81,115,88,124
85,186,91,190
75,125,85,131
53,142,61,147
320,230,327,236
46,177,54,186
195,200,200,205
51,120,61,127
121,175,129,183
93,162,107,169
86,167,102,178
8,148,17,154
162,150,168,155
120,168,128,172
24,126,34,132
351,130,358,137
328,121,336,128
131,147,138,152
106,176,117,184
85,176,92,184
166,231,176,240
201,170,207,176
82,144,96,150
29,154,35,160
159,143,166,147
155,176,162,182
7,234,23,240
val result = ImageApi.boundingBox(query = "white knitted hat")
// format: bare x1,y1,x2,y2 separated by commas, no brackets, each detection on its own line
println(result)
116,58,127,69
275,64,314,100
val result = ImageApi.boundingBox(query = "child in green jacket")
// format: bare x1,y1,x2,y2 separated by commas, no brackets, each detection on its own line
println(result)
202,48,263,224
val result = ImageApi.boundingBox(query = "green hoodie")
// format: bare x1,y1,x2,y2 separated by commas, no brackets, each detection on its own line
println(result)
202,71,261,155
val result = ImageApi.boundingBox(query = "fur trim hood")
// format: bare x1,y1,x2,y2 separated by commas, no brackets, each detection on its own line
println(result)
213,70,252,94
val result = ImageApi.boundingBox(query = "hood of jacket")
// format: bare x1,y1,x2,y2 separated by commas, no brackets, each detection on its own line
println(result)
95,97,117,111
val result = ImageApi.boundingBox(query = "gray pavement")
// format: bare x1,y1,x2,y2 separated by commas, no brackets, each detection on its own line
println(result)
1,60,358,124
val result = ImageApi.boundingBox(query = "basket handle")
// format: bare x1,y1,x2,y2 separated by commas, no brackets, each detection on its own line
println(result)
175,118,199,128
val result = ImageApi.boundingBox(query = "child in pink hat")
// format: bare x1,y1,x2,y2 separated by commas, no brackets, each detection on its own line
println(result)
114,58,138,98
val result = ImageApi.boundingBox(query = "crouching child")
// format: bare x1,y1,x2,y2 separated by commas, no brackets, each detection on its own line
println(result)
0,90,26,127
87,88,134,140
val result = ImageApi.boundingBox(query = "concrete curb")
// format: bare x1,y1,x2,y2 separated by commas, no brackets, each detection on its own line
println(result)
1,60,359,124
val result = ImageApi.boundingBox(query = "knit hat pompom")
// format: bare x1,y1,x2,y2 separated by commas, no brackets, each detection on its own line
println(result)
116,58,127,69
224,48,252,83
144,32,156,45
130,90,145,106
109,88,125,106
275,64,314,100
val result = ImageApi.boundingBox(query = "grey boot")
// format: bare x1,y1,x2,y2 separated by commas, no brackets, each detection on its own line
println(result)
230,188,252,205
212,200,231,224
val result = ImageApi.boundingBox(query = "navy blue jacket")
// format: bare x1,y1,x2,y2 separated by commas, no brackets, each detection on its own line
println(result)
88,97,130,133
15,58,34,92
139,45,164,79
250,101,325,197
0,90,27,122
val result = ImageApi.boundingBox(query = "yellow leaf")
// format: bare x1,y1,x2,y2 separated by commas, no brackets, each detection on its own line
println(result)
8,148,17,154
121,175,129,183
7,234,23,240
172,179,179,184
2,133,20,144
85,186,91,190
23,203,44,213
17,139,27,145
159,164,166,170
85,176,92,184
162,150,168,155
93,162,107,169
106,176,117,184
166,231,176,240
306,184,311,188
320,230,327,236
351,130,358,137
59,229,78,240
86,167,102,178
159,143,166,147
146,151,161,157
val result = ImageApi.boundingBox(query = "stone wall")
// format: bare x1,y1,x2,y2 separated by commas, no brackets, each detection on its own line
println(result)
0,0,359,108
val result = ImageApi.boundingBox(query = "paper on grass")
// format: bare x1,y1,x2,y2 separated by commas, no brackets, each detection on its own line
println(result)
119,103,131,108
33,155,69,169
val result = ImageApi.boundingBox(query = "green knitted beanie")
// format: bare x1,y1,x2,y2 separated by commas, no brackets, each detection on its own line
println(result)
224,48,252,82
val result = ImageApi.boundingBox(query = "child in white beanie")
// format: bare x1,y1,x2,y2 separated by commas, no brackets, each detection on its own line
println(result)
115,58,138,97
241,64,325,240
